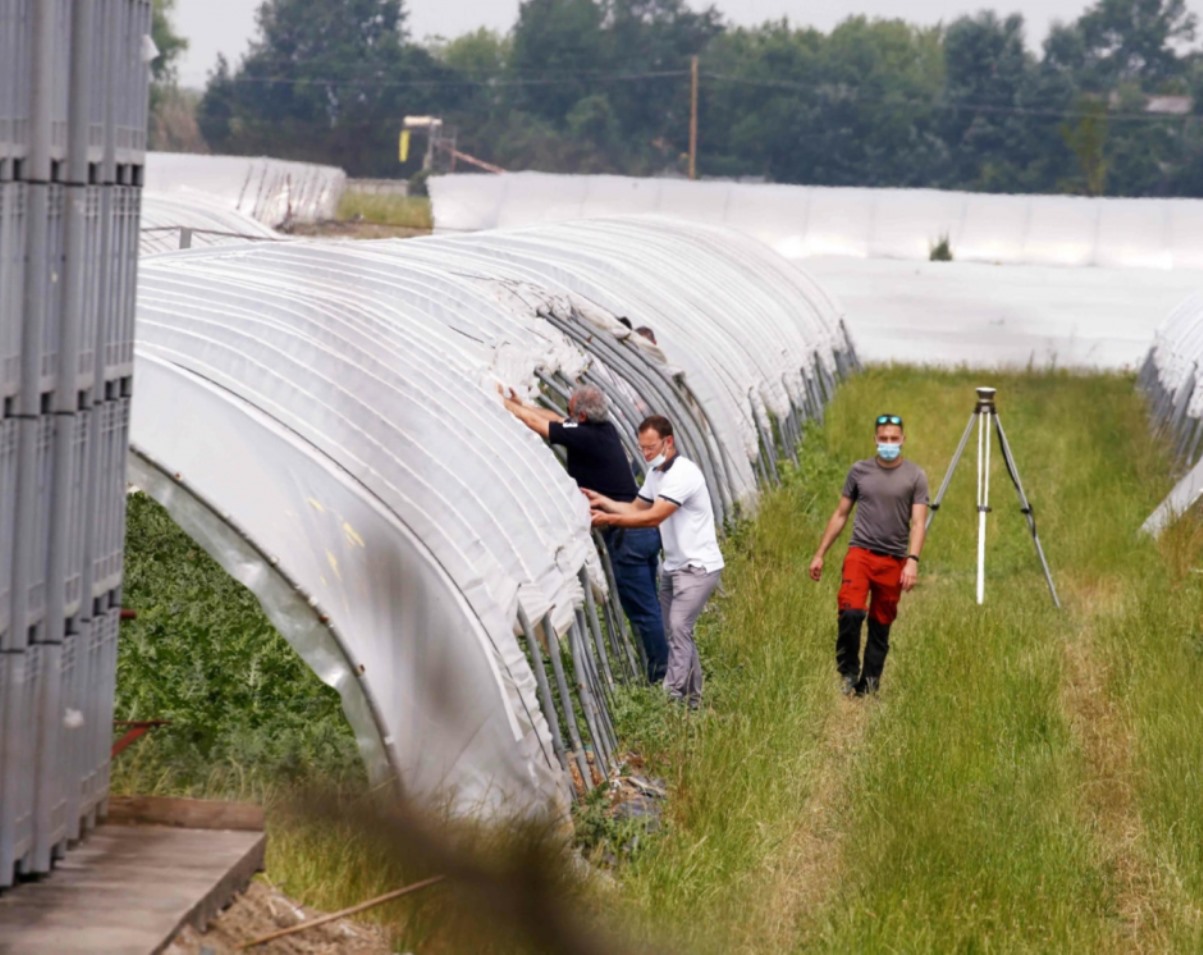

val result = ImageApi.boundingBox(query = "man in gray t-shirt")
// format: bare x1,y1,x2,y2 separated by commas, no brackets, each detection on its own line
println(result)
809,414,929,696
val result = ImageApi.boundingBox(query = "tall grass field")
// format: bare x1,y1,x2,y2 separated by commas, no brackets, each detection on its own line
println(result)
115,368,1203,951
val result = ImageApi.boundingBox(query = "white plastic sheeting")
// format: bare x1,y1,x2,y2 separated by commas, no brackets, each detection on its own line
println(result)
139,191,279,255
131,217,851,816
806,256,1203,370
143,153,346,228
404,216,851,510
432,173,1203,371
1138,293,1203,535
432,172,1203,270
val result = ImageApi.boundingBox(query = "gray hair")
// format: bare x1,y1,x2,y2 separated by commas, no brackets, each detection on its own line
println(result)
570,385,608,423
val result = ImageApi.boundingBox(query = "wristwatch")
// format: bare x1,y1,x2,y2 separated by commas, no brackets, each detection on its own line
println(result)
906,554,920,563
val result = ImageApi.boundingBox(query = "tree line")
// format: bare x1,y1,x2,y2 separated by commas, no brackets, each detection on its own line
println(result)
151,0,1203,196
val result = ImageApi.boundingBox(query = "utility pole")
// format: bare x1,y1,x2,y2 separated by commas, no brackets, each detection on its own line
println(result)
689,55,699,180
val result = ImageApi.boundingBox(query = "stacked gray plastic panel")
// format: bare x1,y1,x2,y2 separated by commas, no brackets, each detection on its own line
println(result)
0,0,145,889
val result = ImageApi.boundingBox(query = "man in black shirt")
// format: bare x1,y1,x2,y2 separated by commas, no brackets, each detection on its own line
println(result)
500,384,668,682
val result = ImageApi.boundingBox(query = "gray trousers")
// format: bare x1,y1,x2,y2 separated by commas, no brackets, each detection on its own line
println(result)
659,566,722,705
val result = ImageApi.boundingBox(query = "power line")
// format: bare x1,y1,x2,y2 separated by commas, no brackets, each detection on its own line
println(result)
701,72,1193,123
208,64,1195,125
217,69,692,91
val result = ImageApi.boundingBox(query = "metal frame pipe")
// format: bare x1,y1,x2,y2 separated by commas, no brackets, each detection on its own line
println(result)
540,613,593,789
573,612,618,756
579,586,616,692
516,606,569,777
750,396,780,486
565,616,612,777
579,566,628,683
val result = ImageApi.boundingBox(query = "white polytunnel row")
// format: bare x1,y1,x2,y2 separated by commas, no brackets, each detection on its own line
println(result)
1139,292,1203,536
139,191,280,255
131,217,856,818
143,152,347,228
431,172,1203,270
432,174,1203,371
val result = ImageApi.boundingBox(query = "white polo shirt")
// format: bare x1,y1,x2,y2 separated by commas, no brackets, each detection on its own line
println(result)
638,455,725,573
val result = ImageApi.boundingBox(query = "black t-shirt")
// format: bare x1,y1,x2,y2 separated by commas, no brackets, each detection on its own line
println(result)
548,419,638,502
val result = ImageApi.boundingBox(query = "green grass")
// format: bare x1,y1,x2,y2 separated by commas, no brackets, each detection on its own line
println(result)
613,367,1203,953
115,368,1203,951
337,190,433,230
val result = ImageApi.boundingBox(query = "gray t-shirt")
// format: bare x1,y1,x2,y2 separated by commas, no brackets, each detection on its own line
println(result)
842,458,930,557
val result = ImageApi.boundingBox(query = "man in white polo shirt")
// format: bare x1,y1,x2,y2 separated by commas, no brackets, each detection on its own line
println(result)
585,415,724,708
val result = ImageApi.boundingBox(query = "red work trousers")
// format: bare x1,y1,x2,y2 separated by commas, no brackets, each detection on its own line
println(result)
837,546,904,625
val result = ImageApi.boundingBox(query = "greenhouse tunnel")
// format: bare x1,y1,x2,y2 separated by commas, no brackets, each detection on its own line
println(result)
130,216,855,817
1139,292,1203,535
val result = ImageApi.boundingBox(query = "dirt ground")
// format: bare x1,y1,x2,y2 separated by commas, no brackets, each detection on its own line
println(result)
163,880,394,955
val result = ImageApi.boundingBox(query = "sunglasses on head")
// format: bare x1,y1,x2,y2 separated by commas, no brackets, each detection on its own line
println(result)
875,414,903,427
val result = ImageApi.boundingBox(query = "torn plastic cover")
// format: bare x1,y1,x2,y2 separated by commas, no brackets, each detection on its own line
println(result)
132,217,851,815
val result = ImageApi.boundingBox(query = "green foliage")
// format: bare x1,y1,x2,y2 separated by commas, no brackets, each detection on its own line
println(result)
148,0,196,151
149,0,188,85
1079,0,1198,87
197,0,462,176
571,783,658,866
929,232,953,261
192,0,1203,194
114,493,363,797
337,191,432,228
1061,96,1110,195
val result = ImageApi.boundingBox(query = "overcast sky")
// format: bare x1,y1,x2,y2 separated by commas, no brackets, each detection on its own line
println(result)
173,0,1196,87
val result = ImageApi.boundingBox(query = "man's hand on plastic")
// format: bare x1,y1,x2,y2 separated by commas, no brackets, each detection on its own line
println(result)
591,509,614,527
808,555,823,582
582,488,614,512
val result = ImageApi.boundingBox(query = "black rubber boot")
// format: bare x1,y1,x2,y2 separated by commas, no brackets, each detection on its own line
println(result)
836,610,866,682
858,617,892,694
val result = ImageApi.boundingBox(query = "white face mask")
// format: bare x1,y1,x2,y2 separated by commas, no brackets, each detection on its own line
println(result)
647,452,667,470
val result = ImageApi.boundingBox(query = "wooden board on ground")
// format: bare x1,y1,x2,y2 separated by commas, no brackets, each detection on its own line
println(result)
107,795,265,831
0,818,265,955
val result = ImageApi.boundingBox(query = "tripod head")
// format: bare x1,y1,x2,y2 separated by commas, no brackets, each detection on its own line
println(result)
975,386,997,414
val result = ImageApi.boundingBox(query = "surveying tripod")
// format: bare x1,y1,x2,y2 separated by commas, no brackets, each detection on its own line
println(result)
926,387,1060,608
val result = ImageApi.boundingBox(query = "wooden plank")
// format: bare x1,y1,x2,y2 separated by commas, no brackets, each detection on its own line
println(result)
168,831,266,950
106,796,265,832
0,825,265,955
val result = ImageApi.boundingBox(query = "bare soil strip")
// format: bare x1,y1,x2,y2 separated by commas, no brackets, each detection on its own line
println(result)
737,691,872,953
1060,589,1201,952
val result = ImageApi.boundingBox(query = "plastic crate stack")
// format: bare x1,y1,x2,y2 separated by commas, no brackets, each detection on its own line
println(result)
0,0,147,888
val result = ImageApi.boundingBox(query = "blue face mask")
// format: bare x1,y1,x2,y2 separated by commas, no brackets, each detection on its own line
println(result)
877,442,902,462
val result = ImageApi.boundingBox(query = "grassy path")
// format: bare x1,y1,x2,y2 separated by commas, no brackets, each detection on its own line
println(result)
614,368,1203,953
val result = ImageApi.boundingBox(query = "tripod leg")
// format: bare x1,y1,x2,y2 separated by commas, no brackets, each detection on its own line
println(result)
927,411,978,530
977,410,990,605
993,415,1062,609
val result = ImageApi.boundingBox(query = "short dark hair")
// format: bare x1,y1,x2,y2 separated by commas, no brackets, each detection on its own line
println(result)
638,415,674,439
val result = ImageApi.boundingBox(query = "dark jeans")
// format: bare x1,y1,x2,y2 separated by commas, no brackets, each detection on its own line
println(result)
604,526,669,683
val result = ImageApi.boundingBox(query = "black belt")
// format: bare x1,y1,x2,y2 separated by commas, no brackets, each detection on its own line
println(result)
864,547,905,560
